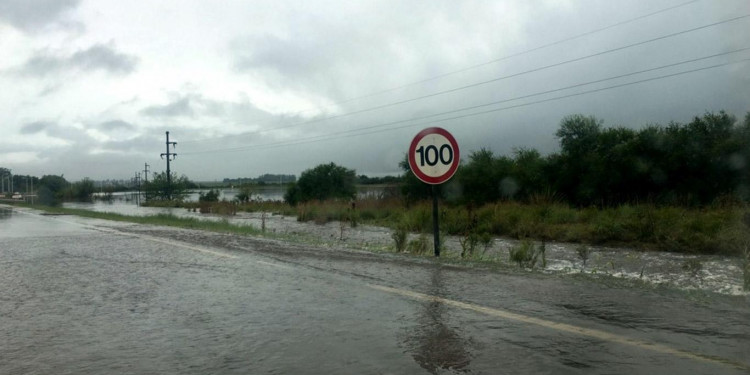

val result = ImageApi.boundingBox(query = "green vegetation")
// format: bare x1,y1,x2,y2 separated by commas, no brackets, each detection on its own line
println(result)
391,225,408,252
8,111,749,261
238,197,745,255
284,162,356,205
142,172,193,201
22,205,261,236
30,175,97,205
407,233,430,255
398,111,750,207
509,240,546,269
198,189,220,202
234,186,254,203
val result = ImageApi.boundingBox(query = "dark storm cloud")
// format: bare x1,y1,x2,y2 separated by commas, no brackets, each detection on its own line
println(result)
98,120,136,131
18,43,138,77
20,120,53,134
0,0,81,33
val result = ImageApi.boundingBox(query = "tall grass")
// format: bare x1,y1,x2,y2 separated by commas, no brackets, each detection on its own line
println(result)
44,195,750,255
26,206,261,236
256,198,745,255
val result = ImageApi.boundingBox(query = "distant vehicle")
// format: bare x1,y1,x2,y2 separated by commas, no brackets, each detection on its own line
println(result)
12,193,22,199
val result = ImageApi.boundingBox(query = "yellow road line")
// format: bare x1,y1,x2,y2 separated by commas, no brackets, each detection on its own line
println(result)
368,284,748,371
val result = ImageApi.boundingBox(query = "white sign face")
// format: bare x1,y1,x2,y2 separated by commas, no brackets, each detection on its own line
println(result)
408,127,460,185
414,134,453,177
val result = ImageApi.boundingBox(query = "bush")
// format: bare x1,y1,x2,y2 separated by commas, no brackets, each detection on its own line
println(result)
285,163,356,205
407,234,429,255
391,226,408,252
509,240,545,268
199,189,220,202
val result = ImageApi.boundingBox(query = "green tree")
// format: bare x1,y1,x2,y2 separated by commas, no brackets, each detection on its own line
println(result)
398,154,436,204
68,178,95,201
235,186,254,203
284,162,356,205
143,172,191,201
38,175,69,205
510,148,548,202
198,189,220,202
458,148,511,204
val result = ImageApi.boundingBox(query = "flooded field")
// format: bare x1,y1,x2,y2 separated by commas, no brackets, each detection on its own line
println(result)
60,197,749,296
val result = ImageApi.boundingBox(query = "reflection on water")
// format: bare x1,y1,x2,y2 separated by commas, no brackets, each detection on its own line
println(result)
405,267,472,373
0,208,11,220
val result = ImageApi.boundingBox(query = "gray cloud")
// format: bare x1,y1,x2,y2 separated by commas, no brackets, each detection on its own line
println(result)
0,0,81,33
99,120,136,131
102,134,161,153
18,43,138,77
140,97,195,118
138,94,265,120
20,120,54,134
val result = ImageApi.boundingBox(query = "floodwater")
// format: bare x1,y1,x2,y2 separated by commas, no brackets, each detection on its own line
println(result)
62,197,749,296
93,185,389,204
1,206,748,374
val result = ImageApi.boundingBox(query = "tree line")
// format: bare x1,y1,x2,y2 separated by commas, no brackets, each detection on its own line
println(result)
287,111,750,208
401,111,750,207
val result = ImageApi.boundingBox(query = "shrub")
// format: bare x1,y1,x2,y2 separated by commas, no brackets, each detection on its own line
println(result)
459,232,479,258
391,226,408,252
407,234,429,255
509,240,545,269
576,245,591,270
285,163,356,205
199,189,220,202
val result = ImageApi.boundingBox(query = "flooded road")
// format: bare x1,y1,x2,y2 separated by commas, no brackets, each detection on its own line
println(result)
1,206,749,374
62,198,748,295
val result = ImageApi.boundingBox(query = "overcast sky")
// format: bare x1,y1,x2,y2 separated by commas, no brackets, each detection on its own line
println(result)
1,0,748,182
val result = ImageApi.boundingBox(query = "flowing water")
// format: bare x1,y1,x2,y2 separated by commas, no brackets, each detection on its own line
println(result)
63,195,748,296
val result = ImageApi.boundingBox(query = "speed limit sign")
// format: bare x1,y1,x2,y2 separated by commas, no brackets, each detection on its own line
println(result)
408,127,460,185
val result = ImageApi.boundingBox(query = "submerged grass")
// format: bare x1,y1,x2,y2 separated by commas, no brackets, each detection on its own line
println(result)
16,196,749,256
17,204,262,237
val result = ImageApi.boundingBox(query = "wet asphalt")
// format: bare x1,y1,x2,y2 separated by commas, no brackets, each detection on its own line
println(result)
1,206,749,374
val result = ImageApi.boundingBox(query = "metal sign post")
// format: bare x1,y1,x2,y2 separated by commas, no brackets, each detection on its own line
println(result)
408,127,460,257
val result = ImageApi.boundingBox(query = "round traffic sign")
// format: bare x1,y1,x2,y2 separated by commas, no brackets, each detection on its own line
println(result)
408,127,460,185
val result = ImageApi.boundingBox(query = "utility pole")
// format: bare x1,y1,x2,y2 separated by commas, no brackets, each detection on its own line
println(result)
160,131,177,200
135,172,141,206
143,163,150,183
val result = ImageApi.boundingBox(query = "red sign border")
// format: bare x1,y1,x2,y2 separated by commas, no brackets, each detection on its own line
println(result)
408,127,460,185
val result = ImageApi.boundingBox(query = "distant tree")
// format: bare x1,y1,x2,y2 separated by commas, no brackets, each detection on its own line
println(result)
284,162,356,205
283,182,301,206
235,186,253,203
143,172,191,201
511,148,549,202
67,178,95,201
38,175,69,205
198,189,220,202
458,148,510,204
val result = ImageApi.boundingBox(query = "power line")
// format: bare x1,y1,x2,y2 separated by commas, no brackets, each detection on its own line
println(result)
315,0,704,105
180,0,702,146
181,56,750,155
181,13,749,146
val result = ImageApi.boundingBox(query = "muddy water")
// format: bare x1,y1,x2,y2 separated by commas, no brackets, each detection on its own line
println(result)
61,199,748,296
2,206,749,374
